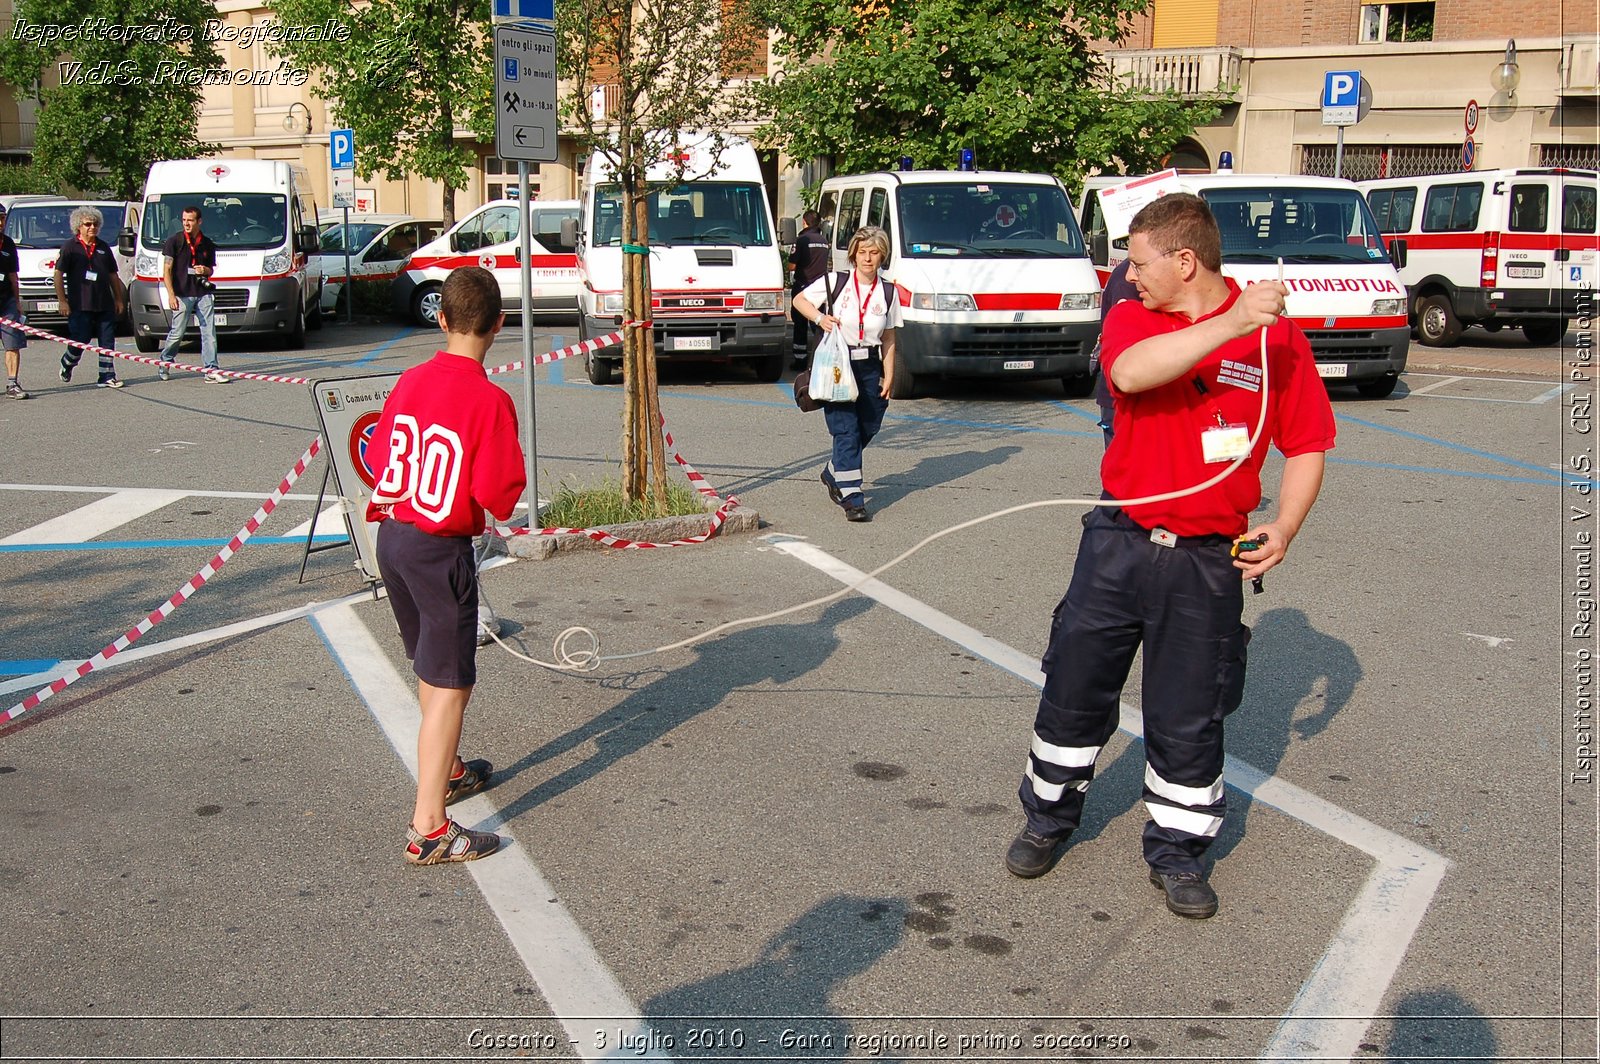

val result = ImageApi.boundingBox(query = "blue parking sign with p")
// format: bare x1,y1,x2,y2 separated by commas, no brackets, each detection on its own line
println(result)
330,128,355,171
1324,70,1359,108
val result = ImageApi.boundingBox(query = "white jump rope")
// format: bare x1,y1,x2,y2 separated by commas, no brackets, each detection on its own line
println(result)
488,268,1283,674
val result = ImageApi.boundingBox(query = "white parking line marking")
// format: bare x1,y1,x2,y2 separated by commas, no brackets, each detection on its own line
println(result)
284,504,349,540
1402,376,1462,396
1532,382,1574,404
0,489,188,545
309,602,668,1063
769,537,1449,1062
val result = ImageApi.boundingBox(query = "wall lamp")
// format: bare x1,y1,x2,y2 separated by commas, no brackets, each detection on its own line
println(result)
282,101,312,135
1490,38,1521,103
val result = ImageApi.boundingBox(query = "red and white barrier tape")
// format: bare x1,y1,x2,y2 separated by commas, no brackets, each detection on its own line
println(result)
486,328,625,376
0,314,628,386
494,410,738,549
1,435,324,726
0,313,316,385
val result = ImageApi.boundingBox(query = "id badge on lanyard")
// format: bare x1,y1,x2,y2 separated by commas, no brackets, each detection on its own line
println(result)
1193,374,1251,463
1202,420,1251,463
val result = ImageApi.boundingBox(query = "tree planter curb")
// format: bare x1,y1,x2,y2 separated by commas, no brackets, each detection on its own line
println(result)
500,502,762,560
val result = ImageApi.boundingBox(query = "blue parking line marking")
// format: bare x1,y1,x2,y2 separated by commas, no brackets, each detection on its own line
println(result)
1337,412,1579,483
0,535,346,553
0,659,58,677
351,326,416,366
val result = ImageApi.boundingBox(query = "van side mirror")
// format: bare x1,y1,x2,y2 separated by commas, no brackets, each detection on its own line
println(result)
117,227,135,257
299,225,317,253
560,217,576,246
779,217,797,245
1091,232,1108,265
1386,237,1407,270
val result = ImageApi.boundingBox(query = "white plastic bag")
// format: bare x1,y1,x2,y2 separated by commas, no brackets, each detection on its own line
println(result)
807,328,859,404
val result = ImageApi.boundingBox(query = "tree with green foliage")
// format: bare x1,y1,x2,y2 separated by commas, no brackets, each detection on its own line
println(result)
555,0,762,507
751,0,1221,190
268,0,495,228
0,163,56,197
0,0,222,199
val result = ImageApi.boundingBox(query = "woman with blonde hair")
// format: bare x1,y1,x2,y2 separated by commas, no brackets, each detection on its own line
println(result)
791,225,900,523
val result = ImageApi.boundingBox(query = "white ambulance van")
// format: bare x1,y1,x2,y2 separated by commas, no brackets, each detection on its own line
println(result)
7,198,138,331
811,167,1102,398
1079,171,1411,398
1361,167,1597,347
390,198,579,326
575,134,787,384
123,159,323,350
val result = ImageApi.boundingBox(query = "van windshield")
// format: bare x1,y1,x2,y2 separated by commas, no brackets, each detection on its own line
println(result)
591,182,771,247
899,182,1084,258
1200,187,1391,265
141,194,287,251
6,204,127,249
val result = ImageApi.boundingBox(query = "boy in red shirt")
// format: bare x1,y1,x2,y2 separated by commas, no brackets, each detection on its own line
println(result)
365,267,527,864
1005,194,1336,918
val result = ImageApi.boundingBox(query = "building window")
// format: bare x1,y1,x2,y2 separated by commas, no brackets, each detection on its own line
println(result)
1359,2,1433,43
485,156,541,201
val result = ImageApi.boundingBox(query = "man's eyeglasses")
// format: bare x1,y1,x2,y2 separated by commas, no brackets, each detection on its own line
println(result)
1125,248,1178,274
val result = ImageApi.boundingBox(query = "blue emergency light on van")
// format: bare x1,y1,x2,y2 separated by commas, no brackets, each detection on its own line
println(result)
958,149,975,171
899,157,914,172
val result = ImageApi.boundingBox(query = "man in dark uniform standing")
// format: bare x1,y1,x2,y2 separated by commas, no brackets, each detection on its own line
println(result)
54,206,127,388
788,210,830,370
1004,193,1336,919
157,205,224,383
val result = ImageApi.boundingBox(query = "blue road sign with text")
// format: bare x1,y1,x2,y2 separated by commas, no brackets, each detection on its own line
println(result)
493,0,554,19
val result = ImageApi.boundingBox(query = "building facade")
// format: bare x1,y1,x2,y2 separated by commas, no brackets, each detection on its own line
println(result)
1103,0,1598,178
1,0,1594,221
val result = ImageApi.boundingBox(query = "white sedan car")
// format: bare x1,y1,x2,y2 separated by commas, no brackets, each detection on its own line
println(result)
314,215,443,314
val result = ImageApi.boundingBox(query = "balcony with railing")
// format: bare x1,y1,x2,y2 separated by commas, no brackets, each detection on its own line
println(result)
1106,47,1242,100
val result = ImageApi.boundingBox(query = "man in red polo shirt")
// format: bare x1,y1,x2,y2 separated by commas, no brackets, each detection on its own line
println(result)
1005,193,1336,919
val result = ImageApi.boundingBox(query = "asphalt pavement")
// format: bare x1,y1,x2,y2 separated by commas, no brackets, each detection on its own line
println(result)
0,314,1593,1063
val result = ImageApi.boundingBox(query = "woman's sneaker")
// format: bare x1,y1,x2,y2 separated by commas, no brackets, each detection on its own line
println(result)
404,820,500,865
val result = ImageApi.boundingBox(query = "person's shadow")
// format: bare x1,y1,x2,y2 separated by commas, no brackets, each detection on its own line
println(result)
1383,988,1499,1062
489,598,873,823
644,895,908,1063
1063,607,1361,860
868,445,1023,513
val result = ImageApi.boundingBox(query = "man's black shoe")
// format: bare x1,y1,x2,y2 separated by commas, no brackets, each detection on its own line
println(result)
1004,828,1068,878
1148,868,1218,919
844,503,870,523
820,469,843,506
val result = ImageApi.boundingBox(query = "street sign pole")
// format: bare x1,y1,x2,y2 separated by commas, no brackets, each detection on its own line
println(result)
342,206,352,323
519,160,539,525
1334,126,1345,181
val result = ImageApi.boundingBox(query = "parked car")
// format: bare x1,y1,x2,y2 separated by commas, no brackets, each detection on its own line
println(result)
313,215,442,314
392,199,579,326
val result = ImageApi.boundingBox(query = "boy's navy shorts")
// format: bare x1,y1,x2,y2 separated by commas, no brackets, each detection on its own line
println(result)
376,519,478,689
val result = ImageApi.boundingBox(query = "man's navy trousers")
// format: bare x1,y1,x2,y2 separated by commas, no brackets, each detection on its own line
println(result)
1019,506,1251,874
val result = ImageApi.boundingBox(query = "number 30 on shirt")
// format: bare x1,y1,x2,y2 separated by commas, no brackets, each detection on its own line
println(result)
375,414,465,522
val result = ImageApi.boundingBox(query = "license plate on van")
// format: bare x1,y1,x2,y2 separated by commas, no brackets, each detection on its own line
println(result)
1505,264,1544,278
214,314,230,326
1003,359,1035,370
671,336,716,351
31,300,58,314
1317,363,1348,378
